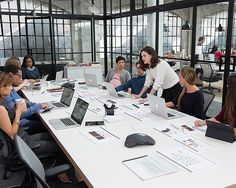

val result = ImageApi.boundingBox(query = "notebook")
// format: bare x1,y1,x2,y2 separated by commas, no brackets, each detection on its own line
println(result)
49,87,75,110
147,94,184,119
49,98,89,130
84,73,99,87
104,82,130,98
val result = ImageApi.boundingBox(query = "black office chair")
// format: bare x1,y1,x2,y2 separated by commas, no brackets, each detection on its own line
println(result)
0,130,24,180
14,134,72,188
199,62,222,93
202,90,215,119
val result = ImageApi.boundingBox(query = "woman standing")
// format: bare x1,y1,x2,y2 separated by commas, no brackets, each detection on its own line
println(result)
135,46,182,102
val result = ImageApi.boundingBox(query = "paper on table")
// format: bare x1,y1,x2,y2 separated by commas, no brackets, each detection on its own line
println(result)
123,153,179,181
175,135,213,152
153,124,186,139
157,146,216,173
79,127,119,144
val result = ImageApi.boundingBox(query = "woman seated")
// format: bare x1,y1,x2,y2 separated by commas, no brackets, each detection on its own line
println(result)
0,72,70,183
105,56,131,88
22,55,41,82
166,67,204,119
195,74,236,133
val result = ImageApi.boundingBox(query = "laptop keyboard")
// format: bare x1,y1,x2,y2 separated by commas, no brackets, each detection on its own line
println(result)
52,102,65,107
60,118,76,126
167,113,175,117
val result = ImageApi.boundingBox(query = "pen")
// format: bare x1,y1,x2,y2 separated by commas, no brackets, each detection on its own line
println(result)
41,90,46,94
123,155,148,162
132,104,140,108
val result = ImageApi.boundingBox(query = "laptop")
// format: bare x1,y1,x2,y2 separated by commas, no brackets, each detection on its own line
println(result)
49,87,75,109
147,94,184,119
104,82,130,98
49,98,89,130
56,71,63,80
205,120,235,143
84,73,99,87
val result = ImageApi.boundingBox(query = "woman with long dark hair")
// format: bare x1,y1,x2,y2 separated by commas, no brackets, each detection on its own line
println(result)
22,55,41,82
134,46,182,103
195,74,236,131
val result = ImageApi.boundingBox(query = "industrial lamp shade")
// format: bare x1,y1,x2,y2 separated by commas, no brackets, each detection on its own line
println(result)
216,24,224,32
181,21,192,30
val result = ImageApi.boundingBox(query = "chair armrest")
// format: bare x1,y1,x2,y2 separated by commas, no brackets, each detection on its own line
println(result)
28,142,40,150
45,164,71,178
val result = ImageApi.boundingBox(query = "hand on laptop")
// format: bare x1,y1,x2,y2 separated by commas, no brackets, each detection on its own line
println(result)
137,98,148,104
41,102,49,109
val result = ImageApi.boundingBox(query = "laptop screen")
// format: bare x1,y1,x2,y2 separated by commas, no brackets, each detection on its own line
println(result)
60,87,75,106
71,98,89,124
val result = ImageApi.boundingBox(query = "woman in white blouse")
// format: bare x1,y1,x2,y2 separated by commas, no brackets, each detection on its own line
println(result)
134,46,182,103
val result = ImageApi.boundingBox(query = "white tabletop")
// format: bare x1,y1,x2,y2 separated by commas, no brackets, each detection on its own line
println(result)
23,82,236,188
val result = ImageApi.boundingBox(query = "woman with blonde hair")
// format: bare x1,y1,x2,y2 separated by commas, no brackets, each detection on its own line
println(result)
166,66,204,119
195,74,236,131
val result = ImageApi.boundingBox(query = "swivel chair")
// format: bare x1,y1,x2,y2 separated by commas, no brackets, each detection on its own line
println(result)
199,62,222,93
202,90,215,119
14,134,71,188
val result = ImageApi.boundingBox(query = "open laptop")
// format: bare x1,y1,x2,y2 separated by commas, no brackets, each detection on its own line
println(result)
84,73,99,87
49,98,89,130
49,87,75,109
147,94,184,119
104,82,130,98
56,71,63,80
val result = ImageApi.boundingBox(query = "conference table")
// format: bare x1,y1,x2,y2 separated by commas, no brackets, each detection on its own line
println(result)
23,81,236,188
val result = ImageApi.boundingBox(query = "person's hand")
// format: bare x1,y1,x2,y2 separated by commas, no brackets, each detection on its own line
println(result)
16,100,27,113
195,119,206,127
133,94,142,99
22,79,29,87
138,98,148,104
41,103,49,109
29,79,36,83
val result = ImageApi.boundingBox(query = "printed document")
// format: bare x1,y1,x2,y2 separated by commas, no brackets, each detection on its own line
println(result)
80,127,119,144
123,153,179,180
157,146,216,173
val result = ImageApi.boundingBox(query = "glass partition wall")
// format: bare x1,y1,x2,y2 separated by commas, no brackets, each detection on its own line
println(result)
0,0,235,106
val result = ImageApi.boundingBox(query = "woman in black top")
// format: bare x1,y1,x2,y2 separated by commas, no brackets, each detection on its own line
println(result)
0,72,59,155
166,67,204,119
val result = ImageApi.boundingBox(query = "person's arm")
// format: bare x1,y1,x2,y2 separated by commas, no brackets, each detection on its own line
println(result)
115,80,131,92
14,79,29,91
0,102,25,139
134,85,148,99
21,102,43,119
194,93,204,119
35,67,41,79
195,117,218,127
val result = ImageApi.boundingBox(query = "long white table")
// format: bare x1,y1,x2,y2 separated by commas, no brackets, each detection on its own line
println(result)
23,82,236,188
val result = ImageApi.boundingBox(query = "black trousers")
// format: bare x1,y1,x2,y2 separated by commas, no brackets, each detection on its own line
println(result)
161,82,182,103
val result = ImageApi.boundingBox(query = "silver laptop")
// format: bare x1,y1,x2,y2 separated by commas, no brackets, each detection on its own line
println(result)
49,98,89,130
147,94,184,119
104,82,130,98
56,71,63,80
84,73,99,87
49,87,75,109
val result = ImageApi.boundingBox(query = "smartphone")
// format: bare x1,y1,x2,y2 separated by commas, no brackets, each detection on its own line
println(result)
85,121,105,126
106,99,116,104
181,124,194,131
42,107,54,113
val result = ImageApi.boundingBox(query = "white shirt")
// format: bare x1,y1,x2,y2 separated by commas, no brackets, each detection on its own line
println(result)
144,59,179,90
